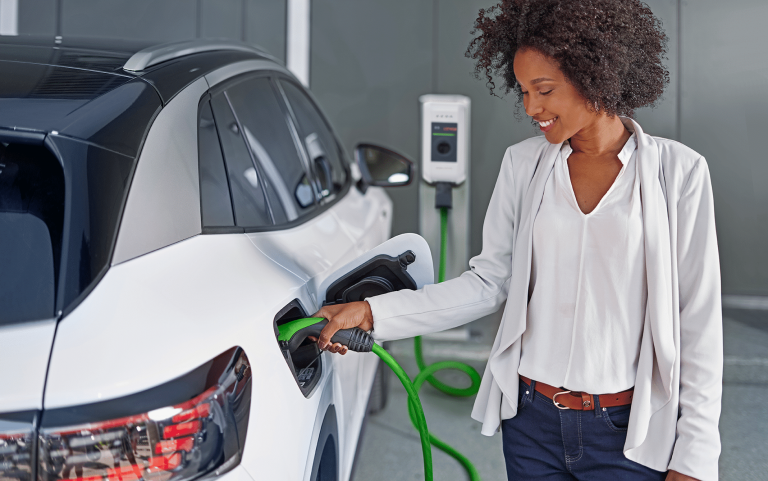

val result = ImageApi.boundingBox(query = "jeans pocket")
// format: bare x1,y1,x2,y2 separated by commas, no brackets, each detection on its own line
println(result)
518,379,530,409
603,405,631,432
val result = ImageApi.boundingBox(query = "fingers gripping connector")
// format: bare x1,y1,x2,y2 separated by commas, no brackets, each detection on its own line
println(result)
277,318,374,353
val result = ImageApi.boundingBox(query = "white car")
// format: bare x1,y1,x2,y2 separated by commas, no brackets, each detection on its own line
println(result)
0,38,432,481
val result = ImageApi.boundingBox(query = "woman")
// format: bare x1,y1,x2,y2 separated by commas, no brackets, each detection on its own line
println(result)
314,1,723,480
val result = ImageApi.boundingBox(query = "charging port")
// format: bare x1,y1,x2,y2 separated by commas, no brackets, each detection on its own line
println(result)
274,299,323,397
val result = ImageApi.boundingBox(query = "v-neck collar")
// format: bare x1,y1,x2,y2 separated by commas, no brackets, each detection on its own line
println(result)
557,129,637,216
560,129,637,165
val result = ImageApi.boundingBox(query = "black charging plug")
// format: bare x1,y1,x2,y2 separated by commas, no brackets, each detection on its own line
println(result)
435,182,453,209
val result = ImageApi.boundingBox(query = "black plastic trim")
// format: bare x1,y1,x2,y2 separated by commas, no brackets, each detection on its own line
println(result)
42,136,138,319
324,251,418,305
0,410,37,423
202,226,245,235
197,94,237,230
435,182,453,209
0,128,46,145
274,299,325,397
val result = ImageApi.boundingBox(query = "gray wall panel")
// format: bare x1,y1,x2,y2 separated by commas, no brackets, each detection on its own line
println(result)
245,0,286,61
633,0,678,140
61,0,195,41
310,0,433,238
17,0,56,36
201,0,243,40
682,0,768,295
18,0,283,60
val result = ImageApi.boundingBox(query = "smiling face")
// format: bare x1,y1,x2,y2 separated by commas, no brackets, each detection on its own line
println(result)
513,48,598,144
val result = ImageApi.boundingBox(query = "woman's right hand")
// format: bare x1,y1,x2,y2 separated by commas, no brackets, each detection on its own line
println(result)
309,301,374,353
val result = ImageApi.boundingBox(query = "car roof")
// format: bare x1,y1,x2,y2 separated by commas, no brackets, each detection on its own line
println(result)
0,36,280,157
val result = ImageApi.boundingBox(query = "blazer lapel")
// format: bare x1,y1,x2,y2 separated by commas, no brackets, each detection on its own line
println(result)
491,140,560,362
629,117,675,403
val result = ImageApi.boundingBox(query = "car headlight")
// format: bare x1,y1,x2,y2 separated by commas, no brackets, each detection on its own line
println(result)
0,347,251,481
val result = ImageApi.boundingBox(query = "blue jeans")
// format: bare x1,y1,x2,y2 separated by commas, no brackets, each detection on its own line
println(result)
501,378,668,480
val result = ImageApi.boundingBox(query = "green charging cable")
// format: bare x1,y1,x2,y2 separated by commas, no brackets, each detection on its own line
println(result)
412,206,482,480
279,318,465,481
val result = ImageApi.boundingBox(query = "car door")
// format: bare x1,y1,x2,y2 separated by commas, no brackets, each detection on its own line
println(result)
203,71,377,479
275,78,396,462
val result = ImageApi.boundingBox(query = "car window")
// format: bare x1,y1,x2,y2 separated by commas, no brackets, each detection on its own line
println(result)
278,80,349,201
209,92,277,227
198,100,235,228
0,143,63,323
224,77,316,223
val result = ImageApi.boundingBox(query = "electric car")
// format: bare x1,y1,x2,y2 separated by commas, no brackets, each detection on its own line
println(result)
0,38,428,481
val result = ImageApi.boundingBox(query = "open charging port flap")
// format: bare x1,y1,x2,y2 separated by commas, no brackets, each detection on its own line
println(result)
274,250,418,397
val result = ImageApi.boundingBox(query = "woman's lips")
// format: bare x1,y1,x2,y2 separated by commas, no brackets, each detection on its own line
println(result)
538,117,558,133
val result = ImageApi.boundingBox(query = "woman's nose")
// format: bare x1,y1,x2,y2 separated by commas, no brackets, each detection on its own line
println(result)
525,96,543,117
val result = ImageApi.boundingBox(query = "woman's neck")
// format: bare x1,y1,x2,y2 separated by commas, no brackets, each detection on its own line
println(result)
568,115,631,156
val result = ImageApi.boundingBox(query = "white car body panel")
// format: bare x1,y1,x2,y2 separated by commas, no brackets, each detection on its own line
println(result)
45,232,300,409
0,319,56,411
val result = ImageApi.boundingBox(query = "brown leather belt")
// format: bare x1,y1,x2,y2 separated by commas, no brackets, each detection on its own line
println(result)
520,375,634,411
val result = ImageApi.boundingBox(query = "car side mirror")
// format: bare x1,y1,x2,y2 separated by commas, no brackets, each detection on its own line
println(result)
354,143,413,188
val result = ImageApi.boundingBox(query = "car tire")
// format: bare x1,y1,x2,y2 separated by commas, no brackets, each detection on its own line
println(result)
367,342,389,414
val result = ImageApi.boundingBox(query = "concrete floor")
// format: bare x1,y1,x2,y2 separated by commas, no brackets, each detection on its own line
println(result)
351,309,768,480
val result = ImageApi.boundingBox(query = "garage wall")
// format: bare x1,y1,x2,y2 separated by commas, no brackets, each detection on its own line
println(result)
16,0,286,62
680,0,768,296
12,0,768,297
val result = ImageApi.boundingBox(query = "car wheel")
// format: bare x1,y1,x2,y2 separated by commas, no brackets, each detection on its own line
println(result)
367,342,390,414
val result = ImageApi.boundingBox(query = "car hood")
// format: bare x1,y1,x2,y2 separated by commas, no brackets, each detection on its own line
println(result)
0,319,57,412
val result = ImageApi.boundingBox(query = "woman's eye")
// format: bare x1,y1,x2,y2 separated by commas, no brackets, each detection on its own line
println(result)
541,90,554,95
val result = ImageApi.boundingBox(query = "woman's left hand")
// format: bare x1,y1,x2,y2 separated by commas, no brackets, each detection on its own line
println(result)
666,470,699,481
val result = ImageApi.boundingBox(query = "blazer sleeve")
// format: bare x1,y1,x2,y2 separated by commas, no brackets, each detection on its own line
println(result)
366,147,518,341
667,157,723,479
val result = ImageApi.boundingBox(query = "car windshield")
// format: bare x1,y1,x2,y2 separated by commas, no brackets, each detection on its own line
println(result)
0,138,134,325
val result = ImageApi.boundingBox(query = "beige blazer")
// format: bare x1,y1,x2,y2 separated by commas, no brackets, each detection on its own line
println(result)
367,117,723,481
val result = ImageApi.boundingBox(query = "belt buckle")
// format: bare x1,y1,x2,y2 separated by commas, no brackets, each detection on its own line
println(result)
552,391,572,410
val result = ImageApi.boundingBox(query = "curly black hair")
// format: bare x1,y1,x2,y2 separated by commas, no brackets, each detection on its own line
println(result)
465,0,670,118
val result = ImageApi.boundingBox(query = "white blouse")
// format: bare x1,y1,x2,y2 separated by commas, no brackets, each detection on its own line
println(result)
517,131,647,394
